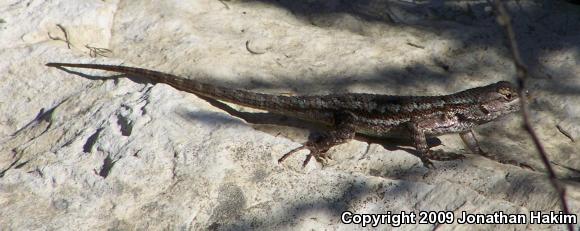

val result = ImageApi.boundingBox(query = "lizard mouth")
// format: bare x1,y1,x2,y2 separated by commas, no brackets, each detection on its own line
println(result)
482,97,521,115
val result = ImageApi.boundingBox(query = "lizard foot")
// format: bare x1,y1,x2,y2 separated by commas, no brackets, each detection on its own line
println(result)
492,157,535,171
425,150,466,161
420,157,435,169
502,160,535,171
278,113,356,168
478,152,535,171
278,141,332,167
418,150,465,169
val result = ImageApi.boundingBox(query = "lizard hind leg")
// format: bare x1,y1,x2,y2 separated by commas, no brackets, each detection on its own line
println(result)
278,112,356,167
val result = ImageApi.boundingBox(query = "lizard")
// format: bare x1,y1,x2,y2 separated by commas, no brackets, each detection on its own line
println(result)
46,62,527,169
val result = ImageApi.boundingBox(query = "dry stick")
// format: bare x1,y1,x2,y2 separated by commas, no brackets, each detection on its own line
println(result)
85,45,113,58
493,1,573,231
218,0,230,10
56,24,71,49
48,24,72,49
245,40,266,55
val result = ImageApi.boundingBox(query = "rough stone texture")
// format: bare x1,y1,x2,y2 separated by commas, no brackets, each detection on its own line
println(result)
1,0,579,230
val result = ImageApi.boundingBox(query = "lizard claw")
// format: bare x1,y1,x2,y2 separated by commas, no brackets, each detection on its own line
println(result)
310,151,333,167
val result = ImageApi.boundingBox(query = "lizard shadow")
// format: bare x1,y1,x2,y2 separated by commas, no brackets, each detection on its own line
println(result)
210,159,562,230
49,65,179,87
49,65,122,81
192,94,444,162
210,174,419,230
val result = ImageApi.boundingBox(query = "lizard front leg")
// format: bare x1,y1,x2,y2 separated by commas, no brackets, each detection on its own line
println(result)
408,122,466,168
459,130,485,154
278,112,356,167
408,123,436,168
459,130,534,170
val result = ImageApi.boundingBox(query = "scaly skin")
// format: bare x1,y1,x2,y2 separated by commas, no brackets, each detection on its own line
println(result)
46,62,527,169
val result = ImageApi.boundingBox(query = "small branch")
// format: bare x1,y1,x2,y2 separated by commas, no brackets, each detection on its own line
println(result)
493,1,573,231
48,24,72,49
406,42,425,49
85,45,113,58
218,0,230,10
556,124,575,142
245,40,266,55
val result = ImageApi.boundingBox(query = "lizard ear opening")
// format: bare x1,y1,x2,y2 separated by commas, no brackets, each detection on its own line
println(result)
479,104,490,114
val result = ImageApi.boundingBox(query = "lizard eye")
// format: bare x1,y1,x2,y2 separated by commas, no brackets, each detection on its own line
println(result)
498,87,515,101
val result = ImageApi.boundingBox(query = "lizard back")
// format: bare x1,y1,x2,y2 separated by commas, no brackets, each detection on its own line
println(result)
46,63,516,128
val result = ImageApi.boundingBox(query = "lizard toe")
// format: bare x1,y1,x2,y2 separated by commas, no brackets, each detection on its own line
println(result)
306,147,332,167
279,143,331,168
421,158,436,169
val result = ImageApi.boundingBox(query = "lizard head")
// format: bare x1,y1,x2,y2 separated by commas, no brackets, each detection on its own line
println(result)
476,81,521,121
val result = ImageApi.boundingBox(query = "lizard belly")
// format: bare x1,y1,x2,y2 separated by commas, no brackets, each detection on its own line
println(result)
352,117,403,137
419,113,477,135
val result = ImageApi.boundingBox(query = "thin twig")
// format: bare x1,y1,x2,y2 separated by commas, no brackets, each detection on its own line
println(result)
218,0,230,10
406,42,425,49
556,124,575,142
48,24,72,49
85,45,113,58
245,40,266,55
493,1,573,231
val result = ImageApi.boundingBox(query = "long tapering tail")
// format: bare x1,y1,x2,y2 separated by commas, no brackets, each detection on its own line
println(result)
46,62,300,113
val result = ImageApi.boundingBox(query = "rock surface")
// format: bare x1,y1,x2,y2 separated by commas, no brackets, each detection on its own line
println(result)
0,0,579,230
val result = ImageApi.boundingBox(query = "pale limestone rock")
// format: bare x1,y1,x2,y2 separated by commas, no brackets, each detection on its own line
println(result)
0,0,579,230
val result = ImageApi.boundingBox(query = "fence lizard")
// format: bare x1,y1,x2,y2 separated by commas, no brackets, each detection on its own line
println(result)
46,62,526,169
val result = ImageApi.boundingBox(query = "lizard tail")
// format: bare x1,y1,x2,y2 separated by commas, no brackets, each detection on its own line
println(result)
45,62,295,112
